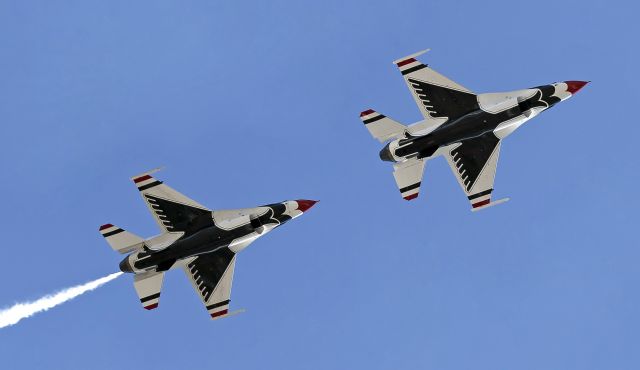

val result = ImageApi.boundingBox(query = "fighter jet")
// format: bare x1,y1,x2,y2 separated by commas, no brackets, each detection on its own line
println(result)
99,169,317,319
359,49,588,211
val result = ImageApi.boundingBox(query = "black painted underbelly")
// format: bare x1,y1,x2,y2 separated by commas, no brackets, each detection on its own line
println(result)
393,84,561,159
395,106,522,159
134,224,254,270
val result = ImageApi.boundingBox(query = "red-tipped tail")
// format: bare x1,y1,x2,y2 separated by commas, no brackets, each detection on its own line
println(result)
565,81,589,94
295,200,318,212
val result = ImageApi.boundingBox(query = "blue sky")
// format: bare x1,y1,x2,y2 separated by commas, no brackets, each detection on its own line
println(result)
0,0,638,369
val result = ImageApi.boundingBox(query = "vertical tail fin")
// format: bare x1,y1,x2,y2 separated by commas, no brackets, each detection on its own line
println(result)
98,224,144,254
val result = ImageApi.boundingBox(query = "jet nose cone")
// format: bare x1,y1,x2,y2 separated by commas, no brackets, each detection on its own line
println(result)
565,81,589,94
295,199,318,213
119,257,133,273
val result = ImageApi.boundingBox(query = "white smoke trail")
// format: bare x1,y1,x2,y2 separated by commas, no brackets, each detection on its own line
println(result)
0,272,123,329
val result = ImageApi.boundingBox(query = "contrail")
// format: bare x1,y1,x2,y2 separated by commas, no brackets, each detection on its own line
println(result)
0,272,123,329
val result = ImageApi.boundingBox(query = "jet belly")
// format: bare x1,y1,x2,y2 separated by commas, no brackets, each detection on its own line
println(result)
132,223,255,272
394,106,523,160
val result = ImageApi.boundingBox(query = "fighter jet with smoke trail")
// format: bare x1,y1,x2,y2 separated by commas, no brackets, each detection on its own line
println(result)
99,169,317,319
359,49,588,211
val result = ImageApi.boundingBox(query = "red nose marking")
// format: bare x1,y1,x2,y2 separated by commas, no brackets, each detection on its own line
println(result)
565,81,589,94
295,200,318,212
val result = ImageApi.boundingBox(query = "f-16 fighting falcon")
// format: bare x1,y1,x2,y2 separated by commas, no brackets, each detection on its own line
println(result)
99,169,317,319
359,49,588,211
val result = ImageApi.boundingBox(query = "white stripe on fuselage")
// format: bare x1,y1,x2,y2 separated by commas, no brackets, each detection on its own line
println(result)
493,107,544,139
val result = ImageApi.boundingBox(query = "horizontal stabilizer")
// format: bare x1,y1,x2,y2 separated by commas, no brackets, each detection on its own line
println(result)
393,158,426,200
359,109,406,143
98,224,144,254
134,271,165,310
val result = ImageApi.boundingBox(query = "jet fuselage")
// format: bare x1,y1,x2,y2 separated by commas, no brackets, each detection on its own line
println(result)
122,219,253,272
119,200,316,274
379,83,571,163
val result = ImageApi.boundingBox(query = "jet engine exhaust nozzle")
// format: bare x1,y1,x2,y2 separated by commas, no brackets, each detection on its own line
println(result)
379,143,395,162
119,257,133,273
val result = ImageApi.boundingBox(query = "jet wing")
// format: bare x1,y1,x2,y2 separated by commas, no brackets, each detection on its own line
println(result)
182,247,237,319
393,158,426,200
443,133,509,211
131,169,211,235
394,50,479,127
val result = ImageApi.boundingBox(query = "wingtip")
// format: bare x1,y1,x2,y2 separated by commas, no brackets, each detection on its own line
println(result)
210,308,246,320
470,197,510,212
130,167,165,181
133,174,152,184
393,49,430,65
210,309,229,319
